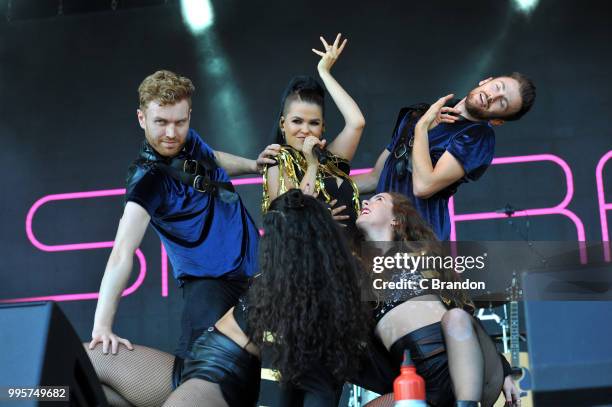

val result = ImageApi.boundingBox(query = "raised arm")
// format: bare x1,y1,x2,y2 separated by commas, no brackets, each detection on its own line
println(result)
312,34,365,161
351,149,390,194
214,144,281,176
411,94,465,199
89,202,150,354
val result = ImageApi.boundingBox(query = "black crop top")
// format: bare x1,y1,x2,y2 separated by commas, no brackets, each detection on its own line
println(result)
322,174,358,236
371,263,440,323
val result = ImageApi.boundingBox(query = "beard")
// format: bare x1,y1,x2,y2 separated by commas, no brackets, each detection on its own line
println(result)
465,90,494,120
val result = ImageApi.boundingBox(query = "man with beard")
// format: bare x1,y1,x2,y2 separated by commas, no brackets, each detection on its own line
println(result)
352,73,536,240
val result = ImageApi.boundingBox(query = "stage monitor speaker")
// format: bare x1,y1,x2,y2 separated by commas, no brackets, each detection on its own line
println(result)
523,267,612,406
0,301,107,406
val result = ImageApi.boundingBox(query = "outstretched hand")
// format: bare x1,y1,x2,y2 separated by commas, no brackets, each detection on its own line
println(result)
312,33,347,73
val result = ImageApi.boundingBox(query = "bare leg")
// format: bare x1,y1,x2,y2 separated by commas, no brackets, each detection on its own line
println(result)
162,378,227,407
84,342,174,407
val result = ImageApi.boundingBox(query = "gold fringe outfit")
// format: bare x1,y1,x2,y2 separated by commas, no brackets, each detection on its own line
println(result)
261,145,360,214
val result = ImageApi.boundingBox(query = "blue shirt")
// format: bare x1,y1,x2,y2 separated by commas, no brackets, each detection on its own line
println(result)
376,116,495,240
125,129,259,280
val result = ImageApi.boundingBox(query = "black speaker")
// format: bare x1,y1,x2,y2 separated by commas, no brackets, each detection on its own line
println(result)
523,267,612,406
0,301,107,406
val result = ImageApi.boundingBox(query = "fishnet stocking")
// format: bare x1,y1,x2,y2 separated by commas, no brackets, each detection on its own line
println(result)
441,309,503,406
162,378,227,407
473,319,503,407
84,343,174,407
102,384,132,407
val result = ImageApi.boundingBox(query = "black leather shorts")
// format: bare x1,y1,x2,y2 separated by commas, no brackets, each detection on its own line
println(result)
173,326,260,407
349,333,396,395
174,276,248,360
389,322,454,407
272,361,344,407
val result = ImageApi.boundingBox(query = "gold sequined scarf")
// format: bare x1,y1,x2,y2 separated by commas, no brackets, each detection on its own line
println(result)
262,145,360,214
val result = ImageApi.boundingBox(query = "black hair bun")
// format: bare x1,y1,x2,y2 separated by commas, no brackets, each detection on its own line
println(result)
287,75,325,97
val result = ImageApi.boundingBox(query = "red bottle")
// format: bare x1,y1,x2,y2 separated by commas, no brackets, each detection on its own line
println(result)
393,350,426,407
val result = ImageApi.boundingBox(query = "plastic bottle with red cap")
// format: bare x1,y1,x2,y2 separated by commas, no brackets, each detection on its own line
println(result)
393,349,427,407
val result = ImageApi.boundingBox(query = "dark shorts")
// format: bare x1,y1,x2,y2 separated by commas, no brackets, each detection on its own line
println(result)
389,322,454,407
349,333,396,395
174,326,260,407
272,362,343,407
172,276,248,391
352,322,454,407
174,276,249,359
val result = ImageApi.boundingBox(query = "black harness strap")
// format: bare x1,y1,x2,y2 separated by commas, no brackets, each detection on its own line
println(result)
137,140,238,203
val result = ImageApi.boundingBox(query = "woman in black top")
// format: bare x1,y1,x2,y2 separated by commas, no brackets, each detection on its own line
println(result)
172,189,371,407
354,192,519,407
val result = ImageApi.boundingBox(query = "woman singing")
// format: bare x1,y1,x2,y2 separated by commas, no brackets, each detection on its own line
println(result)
263,33,365,235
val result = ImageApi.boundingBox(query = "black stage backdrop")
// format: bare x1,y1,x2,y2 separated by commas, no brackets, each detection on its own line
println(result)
0,0,610,354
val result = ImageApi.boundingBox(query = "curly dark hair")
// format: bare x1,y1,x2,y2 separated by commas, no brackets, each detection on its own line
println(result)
247,189,371,384
272,76,326,144
388,192,474,312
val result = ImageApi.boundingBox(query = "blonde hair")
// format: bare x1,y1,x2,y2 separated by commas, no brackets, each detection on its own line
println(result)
138,70,195,110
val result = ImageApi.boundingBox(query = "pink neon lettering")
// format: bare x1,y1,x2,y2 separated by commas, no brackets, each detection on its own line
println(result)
12,157,597,305
596,151,612,262
161,243,169,297
0,189,147,304
449,154,587,263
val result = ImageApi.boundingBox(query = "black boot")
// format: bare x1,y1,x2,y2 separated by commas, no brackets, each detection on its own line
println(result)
455,402,480,407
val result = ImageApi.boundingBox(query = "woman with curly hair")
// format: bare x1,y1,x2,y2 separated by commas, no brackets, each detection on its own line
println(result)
167,189,372,407
262,33,365,236
354,192,519,407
